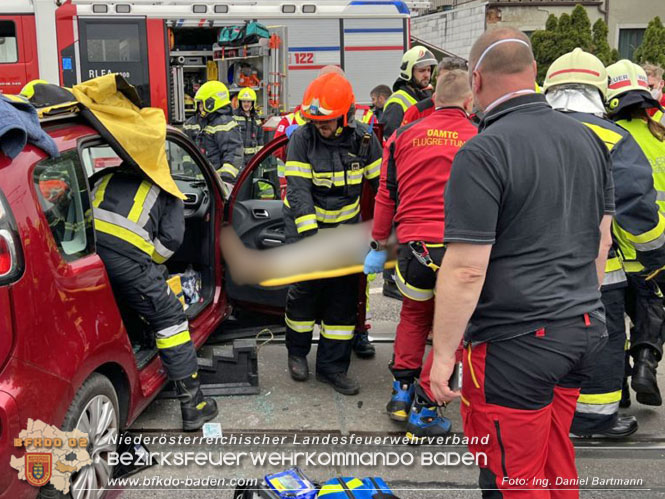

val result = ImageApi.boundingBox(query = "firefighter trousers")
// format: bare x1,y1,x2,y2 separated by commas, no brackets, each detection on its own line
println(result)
98,247,198,380
462,314,606,498
390,243,446,403
626,274,665,359
570,288,626,434
285,274,360,374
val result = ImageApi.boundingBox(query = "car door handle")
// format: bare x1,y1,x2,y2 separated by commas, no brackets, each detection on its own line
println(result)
252,209,270,219
261,238,283,247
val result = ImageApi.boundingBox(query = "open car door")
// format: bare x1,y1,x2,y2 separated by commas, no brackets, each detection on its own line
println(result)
224,135,289,313
223,127,379,329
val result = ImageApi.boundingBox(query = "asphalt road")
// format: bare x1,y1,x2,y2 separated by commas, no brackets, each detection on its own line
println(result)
110,275,665,498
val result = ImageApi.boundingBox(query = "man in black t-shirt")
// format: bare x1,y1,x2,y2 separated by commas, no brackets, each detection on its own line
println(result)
429,28,613,496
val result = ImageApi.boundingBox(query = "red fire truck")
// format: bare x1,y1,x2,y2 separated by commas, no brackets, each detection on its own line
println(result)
1,0,419,122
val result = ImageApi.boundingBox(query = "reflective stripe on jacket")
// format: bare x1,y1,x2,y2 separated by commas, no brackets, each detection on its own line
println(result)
654,110,664,124
283,122,382,241
200,107,244,181
92,169,185,264
616,117,665,216
380,90,417,140
233,108,264,165
380,80,431,139
182,115,203,148
569,112,665,280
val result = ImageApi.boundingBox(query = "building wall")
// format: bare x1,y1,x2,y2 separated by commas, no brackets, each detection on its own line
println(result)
485,5,603,37
410,1,487,59
413,0,664,62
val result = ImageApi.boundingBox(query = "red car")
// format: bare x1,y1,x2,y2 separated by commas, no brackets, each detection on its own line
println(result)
0,113,295,498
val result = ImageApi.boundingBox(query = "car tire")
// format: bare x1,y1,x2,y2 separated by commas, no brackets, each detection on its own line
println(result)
38,373,120,499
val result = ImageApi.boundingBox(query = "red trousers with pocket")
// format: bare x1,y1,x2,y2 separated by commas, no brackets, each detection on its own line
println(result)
460,314,606,498
393,296,463,402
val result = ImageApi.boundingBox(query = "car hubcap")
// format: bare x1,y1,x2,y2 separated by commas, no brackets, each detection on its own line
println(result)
70,395,118,499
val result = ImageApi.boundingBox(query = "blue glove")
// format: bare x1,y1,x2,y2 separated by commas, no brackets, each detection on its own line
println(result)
285,124,299,138
364,249,387,275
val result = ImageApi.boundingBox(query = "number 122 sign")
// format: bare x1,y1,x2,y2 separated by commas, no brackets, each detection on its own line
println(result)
292,52,314,64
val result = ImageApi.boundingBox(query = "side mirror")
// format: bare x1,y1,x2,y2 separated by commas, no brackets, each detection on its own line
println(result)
252,177,278,200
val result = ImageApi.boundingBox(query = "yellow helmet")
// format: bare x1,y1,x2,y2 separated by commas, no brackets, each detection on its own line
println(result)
542,48,607,97
399,45,437,81
194,81,231,115
606,60,650,101
20,79,49,100
238,87,257,102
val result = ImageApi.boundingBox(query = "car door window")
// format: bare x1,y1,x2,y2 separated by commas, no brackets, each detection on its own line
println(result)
165,140,203,179
33,150,94,260
243,151,283,201
80,144,122,178
80,141,205,179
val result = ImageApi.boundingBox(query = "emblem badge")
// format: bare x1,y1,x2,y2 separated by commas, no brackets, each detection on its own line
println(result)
26,453,52,487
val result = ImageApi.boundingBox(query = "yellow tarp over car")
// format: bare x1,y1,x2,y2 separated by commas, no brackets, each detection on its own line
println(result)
71,74,185,200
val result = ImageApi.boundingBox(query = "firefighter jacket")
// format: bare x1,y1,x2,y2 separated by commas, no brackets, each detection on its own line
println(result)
373,107,478,244
199,106,244,181
355,105,376,125
275,108,308,163
380,79,431,139
92,167,185,265
283,121,382,241
233,107,264,165
568,112,665,286
182,114,203,148
614,117,665,216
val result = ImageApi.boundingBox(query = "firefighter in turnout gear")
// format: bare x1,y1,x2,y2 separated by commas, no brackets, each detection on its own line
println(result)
366,70,477,442
233,87,264,166
380,45,436,139
606,60,665,408
194,81,244,182
183,102,204,149
401,57,469,127
92,164,218,431
283,73,382,395
544,49,665,437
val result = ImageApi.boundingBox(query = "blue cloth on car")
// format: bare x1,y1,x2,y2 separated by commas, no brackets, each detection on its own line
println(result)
0,94,59,159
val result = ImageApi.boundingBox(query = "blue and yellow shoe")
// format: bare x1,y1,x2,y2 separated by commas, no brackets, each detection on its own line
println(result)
405,400,452,443
386,380,415,421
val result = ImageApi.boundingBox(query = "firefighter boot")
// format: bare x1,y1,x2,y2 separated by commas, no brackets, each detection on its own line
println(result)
632,348,662,406
316,371,360,395
288,356,309,381
405,395,452,443
175,373,219,432
620,377,631,409
570,415,638,439
386,380,415,422
353,329,376,358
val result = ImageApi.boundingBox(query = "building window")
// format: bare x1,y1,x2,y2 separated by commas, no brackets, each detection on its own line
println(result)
618,28,645,61
34,150,95,260
0,20,18,63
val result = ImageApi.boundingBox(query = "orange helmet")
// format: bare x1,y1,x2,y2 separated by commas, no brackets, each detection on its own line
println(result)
301,73,355,126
